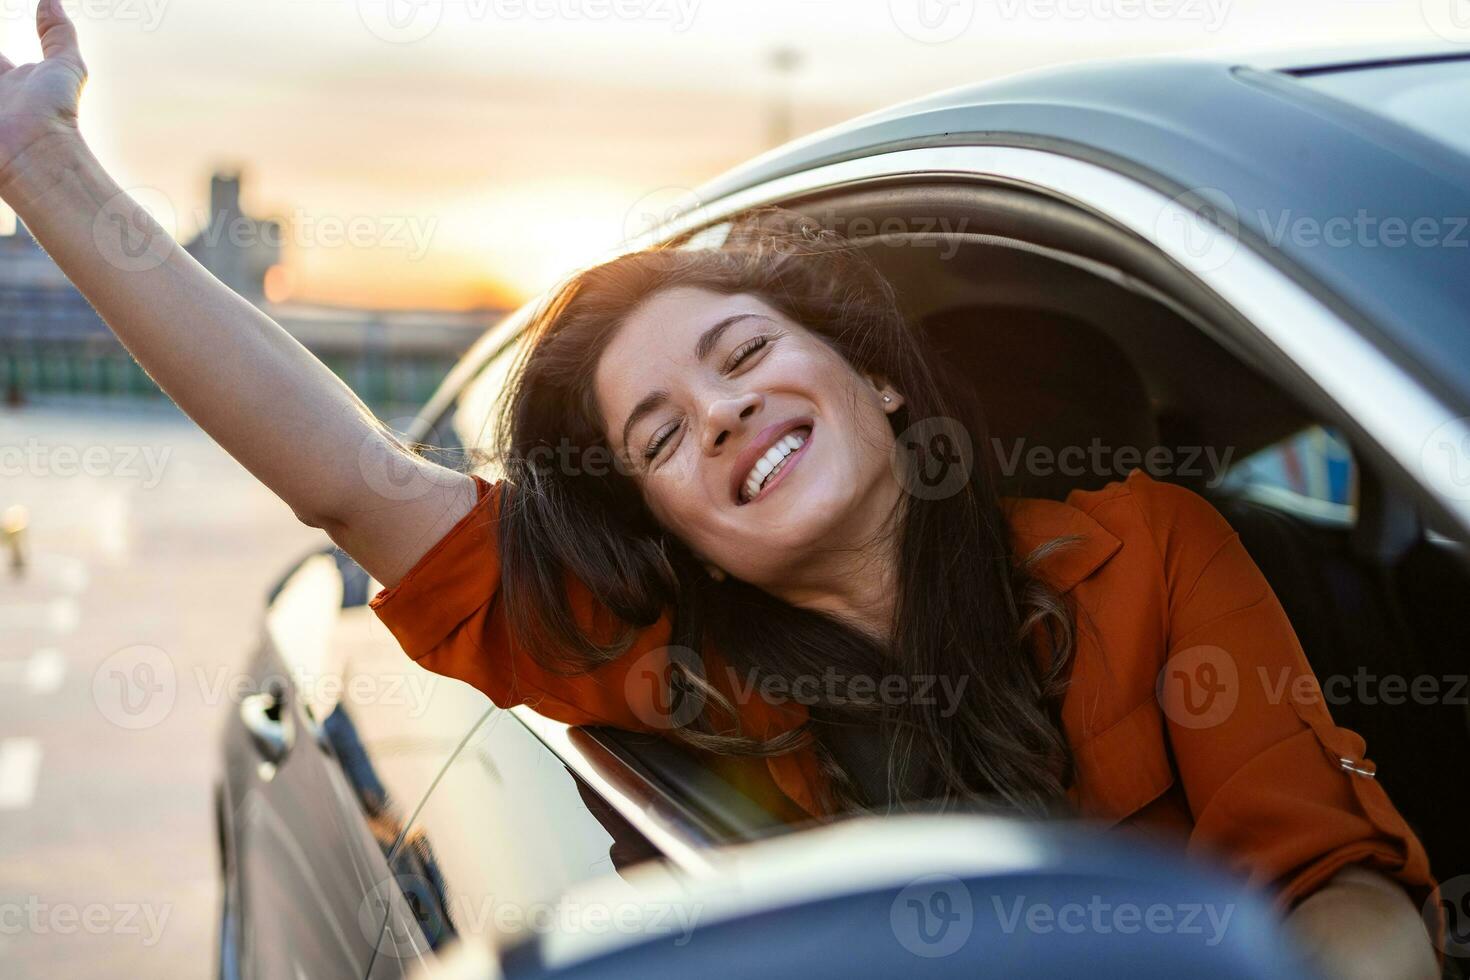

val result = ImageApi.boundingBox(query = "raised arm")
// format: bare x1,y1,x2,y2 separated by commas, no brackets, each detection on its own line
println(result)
0,0,475,586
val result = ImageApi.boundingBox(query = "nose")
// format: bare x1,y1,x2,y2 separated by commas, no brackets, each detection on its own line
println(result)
701,392,762,455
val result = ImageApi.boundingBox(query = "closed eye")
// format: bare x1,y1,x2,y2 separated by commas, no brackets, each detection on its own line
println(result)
723,332,778,373
644,419,680,462
644,332,780,466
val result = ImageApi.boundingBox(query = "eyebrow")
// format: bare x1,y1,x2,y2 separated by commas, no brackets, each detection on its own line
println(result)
618,312,773,455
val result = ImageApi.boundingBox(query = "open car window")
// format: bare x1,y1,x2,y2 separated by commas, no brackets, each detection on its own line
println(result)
411,336,523,479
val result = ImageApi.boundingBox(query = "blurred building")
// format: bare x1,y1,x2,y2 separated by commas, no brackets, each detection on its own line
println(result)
0,172,502,417
0,217,104,343
183,172,281,304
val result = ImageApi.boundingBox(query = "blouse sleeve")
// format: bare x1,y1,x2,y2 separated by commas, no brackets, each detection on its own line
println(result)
1130,472,1440,926
368,474,681,733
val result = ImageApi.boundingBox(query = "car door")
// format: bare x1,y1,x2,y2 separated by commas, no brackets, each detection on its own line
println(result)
221,335,520,980
222,535,505,980
362,705,703,978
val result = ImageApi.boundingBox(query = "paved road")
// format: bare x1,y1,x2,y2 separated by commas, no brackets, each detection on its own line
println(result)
0,400,324,977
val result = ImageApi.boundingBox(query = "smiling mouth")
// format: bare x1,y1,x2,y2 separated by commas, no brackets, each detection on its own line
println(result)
737,425,813,505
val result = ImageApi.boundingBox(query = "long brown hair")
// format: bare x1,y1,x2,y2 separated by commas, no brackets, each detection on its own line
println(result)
492,208,1080,818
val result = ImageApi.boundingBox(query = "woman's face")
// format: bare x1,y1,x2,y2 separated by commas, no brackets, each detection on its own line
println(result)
593,286,906,589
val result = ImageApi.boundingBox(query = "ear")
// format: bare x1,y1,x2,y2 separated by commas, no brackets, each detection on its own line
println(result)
863,371,905,415
702,562,727,582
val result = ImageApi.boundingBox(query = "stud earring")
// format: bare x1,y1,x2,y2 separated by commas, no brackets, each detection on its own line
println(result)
882,394,892,403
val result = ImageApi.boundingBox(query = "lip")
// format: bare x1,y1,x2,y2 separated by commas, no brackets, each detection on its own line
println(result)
731,416,814,506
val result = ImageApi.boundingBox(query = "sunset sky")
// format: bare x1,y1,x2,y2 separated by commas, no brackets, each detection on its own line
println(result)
0,0,1458,310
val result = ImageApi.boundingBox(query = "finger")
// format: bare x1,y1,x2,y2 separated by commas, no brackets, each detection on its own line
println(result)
0,53,15,74
36,0,84,72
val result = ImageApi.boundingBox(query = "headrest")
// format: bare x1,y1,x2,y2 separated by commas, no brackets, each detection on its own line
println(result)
922,306,1159,501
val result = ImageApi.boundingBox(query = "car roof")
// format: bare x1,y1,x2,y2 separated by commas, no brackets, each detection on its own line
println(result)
695,47,1470,412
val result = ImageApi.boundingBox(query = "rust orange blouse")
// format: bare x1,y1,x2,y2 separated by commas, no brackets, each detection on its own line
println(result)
369,468,1438,919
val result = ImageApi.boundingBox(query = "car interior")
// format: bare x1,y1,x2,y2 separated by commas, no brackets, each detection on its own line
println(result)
534,181,1470,910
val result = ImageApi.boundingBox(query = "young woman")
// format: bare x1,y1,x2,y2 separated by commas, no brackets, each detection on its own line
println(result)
0,4,1443,975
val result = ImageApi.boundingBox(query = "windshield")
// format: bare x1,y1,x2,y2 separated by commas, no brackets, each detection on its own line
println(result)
1293,56,1470,158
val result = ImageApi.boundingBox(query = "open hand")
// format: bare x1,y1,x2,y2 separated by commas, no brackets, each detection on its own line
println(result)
0,0,87,188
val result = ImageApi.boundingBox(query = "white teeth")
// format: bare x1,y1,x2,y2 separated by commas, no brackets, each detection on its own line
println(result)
741,430,808,502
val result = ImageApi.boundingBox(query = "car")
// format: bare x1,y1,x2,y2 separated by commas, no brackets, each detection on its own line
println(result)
215,43,1470,980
